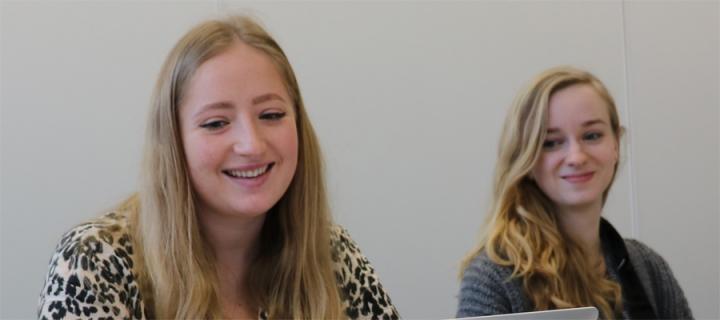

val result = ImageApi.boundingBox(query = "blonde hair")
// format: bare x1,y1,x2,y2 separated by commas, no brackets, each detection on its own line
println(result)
120,15,343,319
461,66,623,318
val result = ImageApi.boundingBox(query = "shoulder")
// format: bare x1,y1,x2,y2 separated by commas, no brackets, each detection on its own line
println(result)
46,212,134,276
623,238,675,277
462,251,515,282
50,212,134,274
457,251,529,317
623,238,693,319
329,224,359,258
38,212,144,319
624,239,662,262
329,224,377,276
460,251,518,298
329,224,399,320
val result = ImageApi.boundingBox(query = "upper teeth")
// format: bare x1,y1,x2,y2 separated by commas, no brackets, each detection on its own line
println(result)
227,165,268,178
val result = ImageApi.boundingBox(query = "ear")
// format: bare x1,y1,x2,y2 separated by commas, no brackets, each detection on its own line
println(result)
613,126,625,161
617,126,626,140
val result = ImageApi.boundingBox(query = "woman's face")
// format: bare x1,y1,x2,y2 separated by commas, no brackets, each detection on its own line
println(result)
179,41,298,220
531,84,618,213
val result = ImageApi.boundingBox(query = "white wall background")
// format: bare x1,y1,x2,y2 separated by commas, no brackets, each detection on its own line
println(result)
1,0,717,319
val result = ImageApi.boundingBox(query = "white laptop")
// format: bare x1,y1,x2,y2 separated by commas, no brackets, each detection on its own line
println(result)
456,307,598,320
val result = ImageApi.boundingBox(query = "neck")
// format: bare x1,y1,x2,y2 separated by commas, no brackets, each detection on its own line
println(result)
197,207,266,310
199,210,266,266
556,201,603,258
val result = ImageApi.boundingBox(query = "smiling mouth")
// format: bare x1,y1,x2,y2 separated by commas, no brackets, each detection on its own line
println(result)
223,163,274,179
562,172,594,182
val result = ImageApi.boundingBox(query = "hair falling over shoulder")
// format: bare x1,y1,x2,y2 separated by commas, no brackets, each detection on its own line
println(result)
460,66,624,319
119,15,344,319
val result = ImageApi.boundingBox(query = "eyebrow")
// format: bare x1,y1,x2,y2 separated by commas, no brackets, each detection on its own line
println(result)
192,93,287,119
252,93,286,105
546,119,608,133
193,101,233,119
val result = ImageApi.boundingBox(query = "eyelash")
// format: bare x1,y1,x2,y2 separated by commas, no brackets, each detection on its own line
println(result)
541,132,604,150
542,139,562,150
584,132,603,141
199,120,229,130
260,111,287,120
199,112,287,131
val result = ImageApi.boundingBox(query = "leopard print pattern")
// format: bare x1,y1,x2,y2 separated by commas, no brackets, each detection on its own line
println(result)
38,212,144,320
38,212,399,320
331,225,399,320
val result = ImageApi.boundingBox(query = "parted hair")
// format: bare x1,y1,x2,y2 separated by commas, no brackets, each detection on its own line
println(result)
461,66,623,319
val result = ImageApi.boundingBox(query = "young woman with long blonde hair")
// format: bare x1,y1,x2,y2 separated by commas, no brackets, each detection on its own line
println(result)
457,66,692,319
39,15,398,319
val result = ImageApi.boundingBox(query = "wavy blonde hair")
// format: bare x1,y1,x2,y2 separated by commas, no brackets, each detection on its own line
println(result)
461,66,623,318
118,15,343,319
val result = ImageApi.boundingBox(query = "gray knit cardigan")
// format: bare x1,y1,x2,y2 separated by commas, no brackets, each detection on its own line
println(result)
456,239,693,319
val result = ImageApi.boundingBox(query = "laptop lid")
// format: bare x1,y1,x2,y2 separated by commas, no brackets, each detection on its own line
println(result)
456,307,598,320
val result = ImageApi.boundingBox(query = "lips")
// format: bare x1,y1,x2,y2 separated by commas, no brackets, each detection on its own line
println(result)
562,171,594,183
223,163,274,179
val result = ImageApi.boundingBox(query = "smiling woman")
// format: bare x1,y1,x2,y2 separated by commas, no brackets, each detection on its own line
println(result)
456,67,693,319
37,15,399,320
180,41,299,228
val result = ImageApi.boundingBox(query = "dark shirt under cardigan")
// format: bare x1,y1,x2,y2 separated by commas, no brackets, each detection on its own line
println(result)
456,219,693,319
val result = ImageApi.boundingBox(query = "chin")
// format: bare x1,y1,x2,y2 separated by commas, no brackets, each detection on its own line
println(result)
233,207,273,218
230,191,284,212
560,197,602,210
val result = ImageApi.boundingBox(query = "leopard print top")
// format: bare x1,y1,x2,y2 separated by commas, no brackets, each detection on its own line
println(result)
38,212,399,320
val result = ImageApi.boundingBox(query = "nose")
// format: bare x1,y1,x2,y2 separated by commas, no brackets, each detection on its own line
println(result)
565,139,588,167
232,119,267,156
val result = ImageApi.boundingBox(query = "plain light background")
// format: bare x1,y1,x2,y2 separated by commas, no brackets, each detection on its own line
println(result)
1,0,718,319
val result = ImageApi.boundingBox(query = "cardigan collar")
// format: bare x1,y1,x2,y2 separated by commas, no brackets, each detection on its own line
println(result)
599,217,628,270
599,218,657,319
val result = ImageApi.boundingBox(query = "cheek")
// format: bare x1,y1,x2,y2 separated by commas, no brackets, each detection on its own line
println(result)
531,154,563,197
276,120,299,159
596,142,619,169
184,136,218,172
601,152,619,177
532,155,555,180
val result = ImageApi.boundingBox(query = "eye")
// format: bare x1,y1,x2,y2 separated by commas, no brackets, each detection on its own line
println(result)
542,138,563,150
260,111,287,121
199,119,229,130
584,132,604,141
